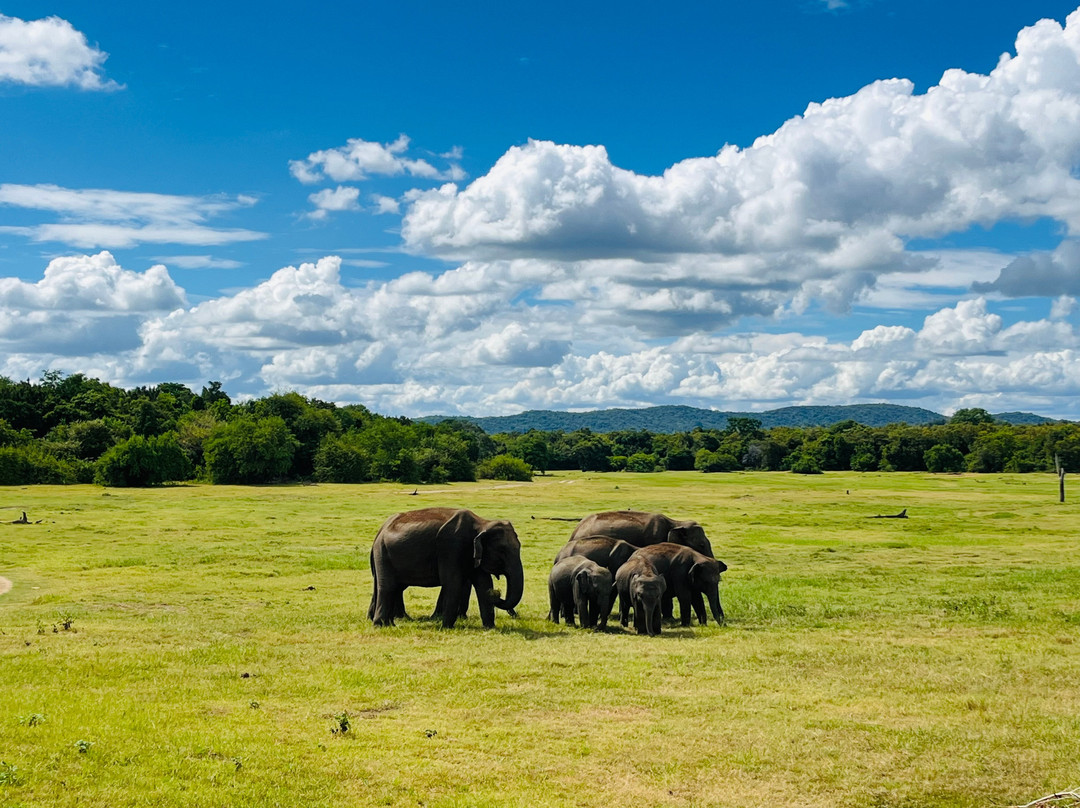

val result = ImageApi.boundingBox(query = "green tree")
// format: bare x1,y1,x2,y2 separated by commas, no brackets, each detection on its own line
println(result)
950,408,996,425
924,444,965,473
624,452,659,472
476,454,533,481
95,433,192,487
204,416,299,484
695,449,740,472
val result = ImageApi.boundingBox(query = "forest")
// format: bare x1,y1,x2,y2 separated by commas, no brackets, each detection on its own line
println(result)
0,373,1078,486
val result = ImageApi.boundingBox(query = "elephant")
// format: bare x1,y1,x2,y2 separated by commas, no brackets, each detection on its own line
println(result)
632,542,727,626
548,556,613,629
615,553,668,636
368,507,524,628
553,535,638,580
570,510,714,558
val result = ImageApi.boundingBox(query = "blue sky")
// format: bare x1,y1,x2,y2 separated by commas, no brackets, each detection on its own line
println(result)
3,1,1080,418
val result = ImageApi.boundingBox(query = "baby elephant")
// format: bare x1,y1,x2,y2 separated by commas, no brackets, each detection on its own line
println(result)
615,554,668,636
548,557,614,629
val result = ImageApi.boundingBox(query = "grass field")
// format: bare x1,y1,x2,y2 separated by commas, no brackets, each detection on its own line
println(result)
0,471,1077,807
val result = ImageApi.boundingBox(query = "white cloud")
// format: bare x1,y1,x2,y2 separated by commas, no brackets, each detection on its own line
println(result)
0,13,120,90
372,194,401,215
307,186,361,220
398,9,1080,320
0,251,185,312
153,255,244,270
0,252,184,356
4,252,1080,418
289,135,465,184
0,184,266,248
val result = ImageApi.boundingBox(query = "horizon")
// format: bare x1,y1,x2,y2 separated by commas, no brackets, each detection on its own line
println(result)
5,2,1080,419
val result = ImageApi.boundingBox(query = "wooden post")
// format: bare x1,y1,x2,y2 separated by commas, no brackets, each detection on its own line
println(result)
1056,454,1065,504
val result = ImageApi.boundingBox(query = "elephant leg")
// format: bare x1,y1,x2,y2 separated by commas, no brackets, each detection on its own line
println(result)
372,549,404,627
470,569,496,629
678,593,694,627
662,592,676,623
691,591,707,625
368,549,378,621
395,588,409,620
619,591,631,627
548,584,560,623
633,597,646,635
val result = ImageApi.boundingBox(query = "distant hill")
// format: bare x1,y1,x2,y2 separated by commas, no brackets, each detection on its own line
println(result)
420,404,1057,434
992,411,1057,425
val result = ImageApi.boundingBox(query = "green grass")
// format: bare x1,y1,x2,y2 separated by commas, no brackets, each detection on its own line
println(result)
0,471,1077,807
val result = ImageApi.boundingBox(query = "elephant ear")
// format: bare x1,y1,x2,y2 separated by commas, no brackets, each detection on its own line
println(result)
667,525,689,544
574,568,592,594
436,510,481,566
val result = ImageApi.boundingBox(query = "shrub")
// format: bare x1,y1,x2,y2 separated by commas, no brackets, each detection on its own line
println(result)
625,452,660,473
95,432,192,486
0,445,90,485
789,453,823,474
923,444,965,473
695,449,740,472
314,433,372,483
476,454,533,481
204,416,299,484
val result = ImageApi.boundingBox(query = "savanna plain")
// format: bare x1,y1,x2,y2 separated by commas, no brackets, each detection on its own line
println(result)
0,471,1077,808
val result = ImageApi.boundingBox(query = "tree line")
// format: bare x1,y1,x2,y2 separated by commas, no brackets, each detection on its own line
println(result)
0,373,1076,487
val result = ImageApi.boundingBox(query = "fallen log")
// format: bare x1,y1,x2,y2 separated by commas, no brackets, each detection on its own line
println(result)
530,516,581,522
868,509,907,519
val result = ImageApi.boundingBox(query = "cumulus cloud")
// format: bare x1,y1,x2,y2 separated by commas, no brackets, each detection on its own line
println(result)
0,184,266,248
0,13,120,90
0,252,184,356
0,251,185,312
398,9,1080,320
289,135,465,184
307,186,361,220
4,251,1080,418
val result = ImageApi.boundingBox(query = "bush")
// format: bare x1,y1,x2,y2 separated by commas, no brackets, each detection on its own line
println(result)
695,449,740,472
95,433,192,486
789,453,823,474
314,433,372,483
476,454,533,481
923,444,965,473
0,444,90,484
204,416,299,484
625,452,660,473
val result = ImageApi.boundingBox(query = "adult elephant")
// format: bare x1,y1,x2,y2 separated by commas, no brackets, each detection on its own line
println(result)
368,508,523,628
553,536,638,580
570,511,714,558
548,557,613,629
615,553,667,636
633,543,726,626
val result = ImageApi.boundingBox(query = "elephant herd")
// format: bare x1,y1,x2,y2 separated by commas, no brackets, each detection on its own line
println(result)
368,507,727,635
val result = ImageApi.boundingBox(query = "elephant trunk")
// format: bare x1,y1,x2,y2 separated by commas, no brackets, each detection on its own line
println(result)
493,557,524,616
643,599,661,636
708,586,725,625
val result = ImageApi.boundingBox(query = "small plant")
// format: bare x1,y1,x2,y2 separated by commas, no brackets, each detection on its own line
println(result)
331,711,350,734
232,757,243,771
18,713,45,727
54,611,76,632
74,740,93,754
249,700,260,709
0,761,19,786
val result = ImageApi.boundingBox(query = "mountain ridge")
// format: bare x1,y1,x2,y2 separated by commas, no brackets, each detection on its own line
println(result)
419,403,1057,434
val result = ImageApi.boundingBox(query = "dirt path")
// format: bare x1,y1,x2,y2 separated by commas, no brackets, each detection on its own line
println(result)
0,577,11,596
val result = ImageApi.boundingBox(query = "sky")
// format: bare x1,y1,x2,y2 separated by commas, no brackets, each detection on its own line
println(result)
3,1,1080,419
